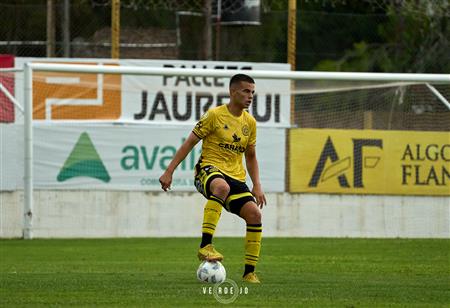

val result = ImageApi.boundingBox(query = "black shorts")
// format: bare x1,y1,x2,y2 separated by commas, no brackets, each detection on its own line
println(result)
194,164,255,216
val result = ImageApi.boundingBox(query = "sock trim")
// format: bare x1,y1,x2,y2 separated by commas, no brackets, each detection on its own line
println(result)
209,194,225,206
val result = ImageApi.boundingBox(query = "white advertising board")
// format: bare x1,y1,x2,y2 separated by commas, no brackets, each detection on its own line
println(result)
5,58,288,191
0,124,23,190
14,58,291,127
33,124,285,192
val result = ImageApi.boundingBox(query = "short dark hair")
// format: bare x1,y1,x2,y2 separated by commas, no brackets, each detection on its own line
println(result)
229,74,255,88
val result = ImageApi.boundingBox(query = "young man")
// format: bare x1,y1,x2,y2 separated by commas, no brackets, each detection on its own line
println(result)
159,74,266,283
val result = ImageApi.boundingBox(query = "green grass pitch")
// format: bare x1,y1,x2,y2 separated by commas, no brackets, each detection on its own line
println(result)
1,238,449,307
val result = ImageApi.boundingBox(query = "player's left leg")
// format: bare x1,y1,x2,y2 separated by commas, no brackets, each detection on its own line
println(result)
222,176,262,283
239,201,262,283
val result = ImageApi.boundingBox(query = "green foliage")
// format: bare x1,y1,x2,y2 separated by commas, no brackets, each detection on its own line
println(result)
217,11,287,63
315,1,450,73
1,238,449,307
0,0,448,72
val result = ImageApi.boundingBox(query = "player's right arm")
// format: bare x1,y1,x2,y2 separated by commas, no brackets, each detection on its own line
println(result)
159,132,201,191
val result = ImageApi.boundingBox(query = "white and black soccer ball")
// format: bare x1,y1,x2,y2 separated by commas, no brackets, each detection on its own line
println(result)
196,261,226,283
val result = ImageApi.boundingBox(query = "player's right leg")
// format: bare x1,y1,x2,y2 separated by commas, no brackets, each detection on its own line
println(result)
195,166,229,261
198,194,225,261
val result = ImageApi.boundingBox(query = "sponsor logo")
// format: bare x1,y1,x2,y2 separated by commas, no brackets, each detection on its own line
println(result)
232,133,241,143
218,143,246,153
121,139,199,171
136,91,281,123
133,63,285,124
308,136,383,188
33,62,121,120
242,125,249,136
57,132,110,183
401,143,450,186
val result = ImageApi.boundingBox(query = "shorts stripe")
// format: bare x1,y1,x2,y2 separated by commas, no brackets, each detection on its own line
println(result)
225,192,254,208
204,173,224,198
195,164,254,217
209,194,225,206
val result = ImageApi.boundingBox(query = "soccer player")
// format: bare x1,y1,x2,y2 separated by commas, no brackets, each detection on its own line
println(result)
159,74,266,283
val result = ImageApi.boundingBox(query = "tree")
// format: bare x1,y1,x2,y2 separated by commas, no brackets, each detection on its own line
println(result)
315,0,450,73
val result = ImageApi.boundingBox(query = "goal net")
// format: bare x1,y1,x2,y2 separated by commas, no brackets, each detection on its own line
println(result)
1,61,449,238
294,79,450,131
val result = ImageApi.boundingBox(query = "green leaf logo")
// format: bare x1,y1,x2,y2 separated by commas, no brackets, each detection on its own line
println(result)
57,132,110,183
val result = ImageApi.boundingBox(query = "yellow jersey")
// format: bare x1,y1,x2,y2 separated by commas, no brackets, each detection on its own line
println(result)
192,104,257,181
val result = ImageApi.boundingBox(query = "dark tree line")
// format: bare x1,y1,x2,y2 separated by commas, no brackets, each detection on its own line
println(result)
0,0,448,73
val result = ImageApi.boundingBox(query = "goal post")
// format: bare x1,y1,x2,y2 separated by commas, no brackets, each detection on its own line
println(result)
19,62,450,239
25,62,450,81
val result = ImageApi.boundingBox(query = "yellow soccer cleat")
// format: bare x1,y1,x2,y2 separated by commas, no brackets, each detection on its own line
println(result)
197,244,224,261
243,272,260,283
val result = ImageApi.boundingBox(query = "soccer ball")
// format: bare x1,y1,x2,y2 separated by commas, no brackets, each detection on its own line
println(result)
196,261,226,283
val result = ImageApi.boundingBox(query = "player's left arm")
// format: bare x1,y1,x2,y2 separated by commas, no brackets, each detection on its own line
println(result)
245,144,267,208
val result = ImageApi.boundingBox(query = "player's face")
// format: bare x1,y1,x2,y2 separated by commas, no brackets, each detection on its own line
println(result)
231,81,255,109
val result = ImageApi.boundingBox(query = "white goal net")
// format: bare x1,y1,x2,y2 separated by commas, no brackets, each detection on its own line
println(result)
1,61,449,238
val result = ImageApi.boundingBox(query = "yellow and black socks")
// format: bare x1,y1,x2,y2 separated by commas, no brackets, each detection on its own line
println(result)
244,223,262,275
200,195,223,248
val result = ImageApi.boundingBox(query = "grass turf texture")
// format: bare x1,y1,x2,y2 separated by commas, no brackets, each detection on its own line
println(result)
1,238,449,307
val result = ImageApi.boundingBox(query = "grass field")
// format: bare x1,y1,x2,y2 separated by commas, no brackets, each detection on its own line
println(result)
1,238,449,307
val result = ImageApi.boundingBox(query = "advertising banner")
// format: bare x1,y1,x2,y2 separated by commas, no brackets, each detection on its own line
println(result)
33,124,285,192
290,129,450,196
0,54,14,123
14,58,291,127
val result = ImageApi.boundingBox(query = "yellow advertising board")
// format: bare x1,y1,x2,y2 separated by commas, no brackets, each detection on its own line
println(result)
289,129,450,195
